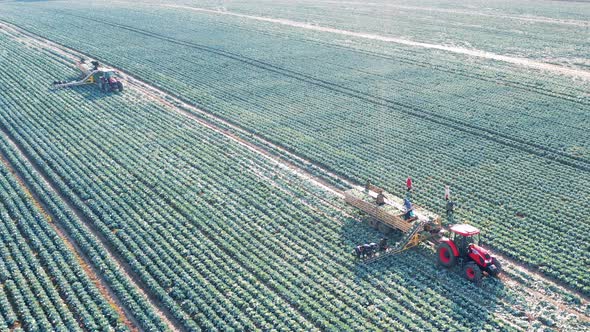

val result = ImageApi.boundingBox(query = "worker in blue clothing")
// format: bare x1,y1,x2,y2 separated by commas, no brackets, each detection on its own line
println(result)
403,197,415,221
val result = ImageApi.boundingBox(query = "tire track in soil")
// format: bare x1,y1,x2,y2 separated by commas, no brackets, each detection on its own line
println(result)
308,1,590,27
0,137,139,331
2,18,589,330
0,130,181,331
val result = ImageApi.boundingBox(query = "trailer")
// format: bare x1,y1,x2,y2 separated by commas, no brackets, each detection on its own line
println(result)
348,182,502,283
347,184,442,262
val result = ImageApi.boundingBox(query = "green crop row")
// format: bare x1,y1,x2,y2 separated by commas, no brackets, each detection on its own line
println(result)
1,2,586,296
0,153,126,331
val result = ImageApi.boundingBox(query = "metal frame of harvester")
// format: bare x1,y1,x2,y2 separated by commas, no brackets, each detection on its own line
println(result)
347,182,502,283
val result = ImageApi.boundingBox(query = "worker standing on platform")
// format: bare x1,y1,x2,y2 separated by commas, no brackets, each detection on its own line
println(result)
403,197,415,220
365,179,372,192
375,190,386,206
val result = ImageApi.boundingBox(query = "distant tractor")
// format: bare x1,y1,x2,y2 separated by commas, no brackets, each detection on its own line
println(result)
52,59,123,92
437,224,501,283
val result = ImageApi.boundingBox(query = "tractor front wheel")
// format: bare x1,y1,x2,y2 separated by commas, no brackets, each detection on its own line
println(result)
488,257,502,277
437,243,456,268
464,262,482,284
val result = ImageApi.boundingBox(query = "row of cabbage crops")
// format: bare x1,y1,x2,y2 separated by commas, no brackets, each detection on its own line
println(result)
0,133,174,332
0,28,532,331
0,2,587,295
0,157,126,331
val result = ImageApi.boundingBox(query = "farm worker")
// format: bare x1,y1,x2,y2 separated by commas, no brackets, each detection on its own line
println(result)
365,179,372,192
366,243,378,257
378,238,388,251
404,198,412,211
446,200,456,224
403,198,415,220
375,190,386,206
355,243,377,258
445,185,451,201
354,245,364,258
406,177,412,191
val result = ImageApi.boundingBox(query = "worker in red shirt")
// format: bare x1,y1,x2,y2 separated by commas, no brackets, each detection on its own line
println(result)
406,177,412,191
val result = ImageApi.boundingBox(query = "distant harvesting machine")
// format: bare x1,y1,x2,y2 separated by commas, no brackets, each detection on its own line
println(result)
52,59,123,92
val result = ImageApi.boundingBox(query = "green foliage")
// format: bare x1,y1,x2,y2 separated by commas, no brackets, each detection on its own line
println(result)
0,1,588,330
0,0,587,297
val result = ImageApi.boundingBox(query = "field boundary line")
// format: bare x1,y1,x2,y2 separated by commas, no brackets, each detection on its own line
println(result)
165,5,590,80
308,0,590,27
0,133,139,331
0,127,182,331
1,18,589,323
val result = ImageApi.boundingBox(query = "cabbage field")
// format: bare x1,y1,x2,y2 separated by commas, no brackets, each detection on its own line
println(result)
0,0,589,331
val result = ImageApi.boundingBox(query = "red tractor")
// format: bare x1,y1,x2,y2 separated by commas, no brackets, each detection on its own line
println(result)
437,224,502,283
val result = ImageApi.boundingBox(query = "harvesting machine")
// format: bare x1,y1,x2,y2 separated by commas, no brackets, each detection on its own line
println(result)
348,183,502,283
52,59,123,92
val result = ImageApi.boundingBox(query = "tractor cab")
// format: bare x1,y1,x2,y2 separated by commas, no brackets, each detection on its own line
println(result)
437,224,501,283
449,224,481,256
101,70,114,79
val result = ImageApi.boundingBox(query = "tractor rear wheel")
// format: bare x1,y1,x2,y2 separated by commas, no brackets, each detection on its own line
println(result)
464,262,482,284
117,81,123,92
488,257,502,277
437,243,456,268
